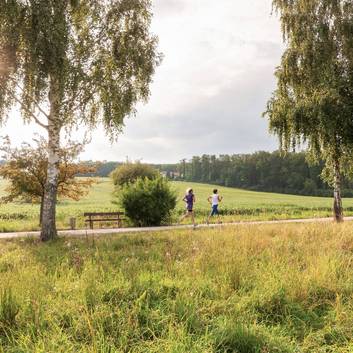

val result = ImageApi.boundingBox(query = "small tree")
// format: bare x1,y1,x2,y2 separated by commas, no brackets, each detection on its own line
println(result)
0,137,97,224
265,0,353,222
118,177,177,227
111,162,159,187
0,0,161,240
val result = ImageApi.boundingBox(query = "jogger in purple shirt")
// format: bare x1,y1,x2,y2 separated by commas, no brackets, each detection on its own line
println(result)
179,188,196,227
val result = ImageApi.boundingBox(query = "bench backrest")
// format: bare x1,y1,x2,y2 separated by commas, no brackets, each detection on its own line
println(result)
84,212,124,217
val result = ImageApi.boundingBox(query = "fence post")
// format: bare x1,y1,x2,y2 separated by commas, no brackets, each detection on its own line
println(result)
69,217,76,230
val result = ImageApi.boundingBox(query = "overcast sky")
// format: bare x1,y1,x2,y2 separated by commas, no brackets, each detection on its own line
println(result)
3,0,283,163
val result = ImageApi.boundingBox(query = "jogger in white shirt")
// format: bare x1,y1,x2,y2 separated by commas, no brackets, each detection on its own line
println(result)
206,189,223,224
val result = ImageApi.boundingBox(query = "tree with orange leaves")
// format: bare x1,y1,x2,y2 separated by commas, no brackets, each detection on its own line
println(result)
0,137,97,225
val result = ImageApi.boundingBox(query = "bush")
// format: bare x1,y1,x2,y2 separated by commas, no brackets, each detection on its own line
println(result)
110,162,159,187
118,177,177,226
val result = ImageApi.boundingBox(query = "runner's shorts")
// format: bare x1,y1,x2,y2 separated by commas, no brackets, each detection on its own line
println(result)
210,204,219,216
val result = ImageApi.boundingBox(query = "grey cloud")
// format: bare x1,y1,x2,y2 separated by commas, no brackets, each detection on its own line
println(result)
252,41,283,62
118,64,279,162
153,0,186,16
71,0,283,163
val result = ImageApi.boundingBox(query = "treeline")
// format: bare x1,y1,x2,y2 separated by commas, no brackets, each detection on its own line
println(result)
74,151,353,197
82,161,178,177
177,151,353,197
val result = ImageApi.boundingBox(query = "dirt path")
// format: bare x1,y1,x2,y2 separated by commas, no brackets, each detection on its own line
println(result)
0,216,352,240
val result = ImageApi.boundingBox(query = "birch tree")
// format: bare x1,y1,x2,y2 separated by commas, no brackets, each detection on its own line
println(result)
265,0,353,222
0,0,161,240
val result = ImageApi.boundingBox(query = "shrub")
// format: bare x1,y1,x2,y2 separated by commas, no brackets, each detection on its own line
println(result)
110,162,159,187
118,177,177,226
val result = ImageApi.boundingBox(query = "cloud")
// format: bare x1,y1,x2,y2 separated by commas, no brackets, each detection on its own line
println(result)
3,0,283,164
82,59,279,163
153,0,186,16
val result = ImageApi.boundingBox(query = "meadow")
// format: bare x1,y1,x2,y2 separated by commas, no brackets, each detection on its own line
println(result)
1,222,353,352
1,178,353,232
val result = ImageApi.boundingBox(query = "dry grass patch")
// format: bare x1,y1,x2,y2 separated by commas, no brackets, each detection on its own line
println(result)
1,222,353,352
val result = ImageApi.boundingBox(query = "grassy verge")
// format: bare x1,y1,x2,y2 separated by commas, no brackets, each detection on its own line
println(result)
1,223,353,352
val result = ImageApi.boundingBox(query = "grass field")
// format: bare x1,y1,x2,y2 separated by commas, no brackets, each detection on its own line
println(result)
1,223,353,352
1,178,353,232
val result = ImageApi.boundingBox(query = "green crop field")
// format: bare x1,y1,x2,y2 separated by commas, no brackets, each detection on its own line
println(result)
173,181,347,210
1,222,353,352
1,178,353,232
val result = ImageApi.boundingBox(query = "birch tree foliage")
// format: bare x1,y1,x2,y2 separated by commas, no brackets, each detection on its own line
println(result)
265,0,353,221
0,0,161,135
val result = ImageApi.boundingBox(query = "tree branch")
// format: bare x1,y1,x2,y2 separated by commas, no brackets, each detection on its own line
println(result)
13,82,51,121
8,91,48,130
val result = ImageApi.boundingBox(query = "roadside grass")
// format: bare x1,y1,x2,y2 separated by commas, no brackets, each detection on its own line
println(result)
1,223,353,352
1,178,353,231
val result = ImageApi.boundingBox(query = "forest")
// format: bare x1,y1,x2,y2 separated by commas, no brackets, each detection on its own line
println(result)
177,151,353,197
81,151,353,197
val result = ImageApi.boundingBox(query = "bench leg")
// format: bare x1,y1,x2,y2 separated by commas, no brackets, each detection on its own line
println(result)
90,220,93,229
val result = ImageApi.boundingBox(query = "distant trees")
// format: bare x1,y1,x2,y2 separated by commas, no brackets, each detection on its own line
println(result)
265,0,353,221
111,162,159,187
74,162,178,178
0,0,161,240
0,138,96,224
96,162,121,178
177,151,353,197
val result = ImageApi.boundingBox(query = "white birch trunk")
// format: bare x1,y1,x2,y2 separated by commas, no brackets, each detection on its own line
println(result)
40,79,61,241
333,159,343,223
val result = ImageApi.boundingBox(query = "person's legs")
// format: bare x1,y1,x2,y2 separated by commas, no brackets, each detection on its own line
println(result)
191,211,196,227
208,205,218,223
180,209,196,224
179,211,189,223
217,210,222,223
212,205,222,223
207,206,213,224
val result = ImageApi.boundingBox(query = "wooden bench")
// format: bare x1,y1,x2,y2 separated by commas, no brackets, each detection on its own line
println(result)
84,212,125,229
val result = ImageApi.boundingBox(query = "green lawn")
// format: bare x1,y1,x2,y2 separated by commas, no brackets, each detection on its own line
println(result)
1,223,353,352
0,178,352,232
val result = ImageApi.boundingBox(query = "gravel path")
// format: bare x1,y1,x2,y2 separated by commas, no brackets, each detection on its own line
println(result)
0,216,352,240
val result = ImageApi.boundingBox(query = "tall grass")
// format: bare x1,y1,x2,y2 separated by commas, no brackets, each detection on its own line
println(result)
1,223,353,351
